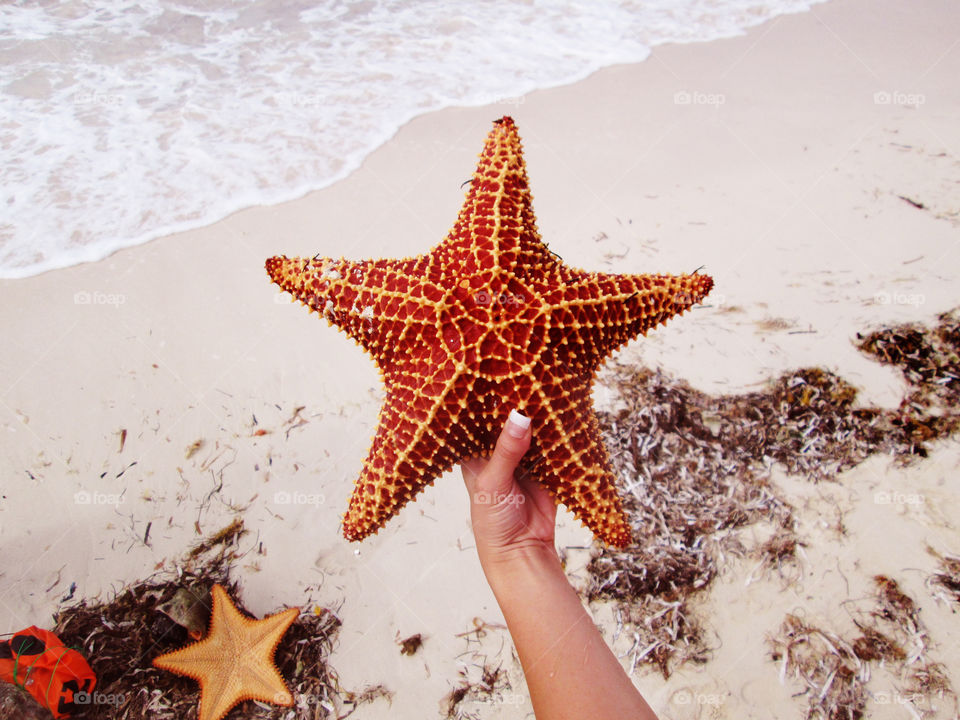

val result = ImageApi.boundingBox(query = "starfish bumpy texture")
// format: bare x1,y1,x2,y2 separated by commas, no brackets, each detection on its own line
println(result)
152,584,297,720
266,116,712,547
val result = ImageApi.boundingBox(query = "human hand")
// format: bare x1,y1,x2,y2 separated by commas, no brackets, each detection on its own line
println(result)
461,409,558,566
462,414,660,720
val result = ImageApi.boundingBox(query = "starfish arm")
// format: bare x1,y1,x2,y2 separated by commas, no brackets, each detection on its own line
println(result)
238,607,298,704
435,118,563,281
523,371,631,547
341,397,448,541
152,643,216,682
198,679,244,720
342,352,498,540
544,271,713,369
236,663,293,705
265,254,444,367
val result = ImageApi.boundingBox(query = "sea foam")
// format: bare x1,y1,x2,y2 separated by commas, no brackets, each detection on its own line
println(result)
0,0,826,278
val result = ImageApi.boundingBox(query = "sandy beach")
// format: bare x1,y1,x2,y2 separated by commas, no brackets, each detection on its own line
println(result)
2,0,959,717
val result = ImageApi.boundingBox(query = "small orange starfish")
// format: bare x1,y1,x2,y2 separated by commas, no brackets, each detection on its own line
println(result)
267,116,712,547
152,584,298,720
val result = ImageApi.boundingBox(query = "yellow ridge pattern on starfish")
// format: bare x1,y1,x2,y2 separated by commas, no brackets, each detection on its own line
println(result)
152,584,298,720
267,116,713,547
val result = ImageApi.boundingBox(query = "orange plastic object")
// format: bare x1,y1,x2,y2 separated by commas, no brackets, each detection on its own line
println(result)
0,626,96,718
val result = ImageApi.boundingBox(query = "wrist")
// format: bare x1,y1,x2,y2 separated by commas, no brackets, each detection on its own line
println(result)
477,540,564,589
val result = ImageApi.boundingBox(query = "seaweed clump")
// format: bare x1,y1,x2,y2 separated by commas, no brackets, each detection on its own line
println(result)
0,684,51,720
588,364,796,677
856,308,960,457
50,520,388,719
771,614,868,720
714,367,885,478
588,309,960,678
770,576,956,720
443,665,511,720
442,618,517,719
928,548,960,606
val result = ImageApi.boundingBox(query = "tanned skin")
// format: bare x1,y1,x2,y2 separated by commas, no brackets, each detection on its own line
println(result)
462,410,660,720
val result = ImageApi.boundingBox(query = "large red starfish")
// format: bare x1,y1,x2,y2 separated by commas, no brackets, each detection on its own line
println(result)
266,117,712,547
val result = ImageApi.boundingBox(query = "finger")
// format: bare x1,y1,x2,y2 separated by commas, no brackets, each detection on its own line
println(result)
477,409,531,496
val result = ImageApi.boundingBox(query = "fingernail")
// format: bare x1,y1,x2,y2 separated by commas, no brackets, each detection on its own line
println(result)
507,409,531,438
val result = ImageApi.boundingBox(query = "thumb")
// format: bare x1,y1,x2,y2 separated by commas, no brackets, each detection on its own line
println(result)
477,409,532,496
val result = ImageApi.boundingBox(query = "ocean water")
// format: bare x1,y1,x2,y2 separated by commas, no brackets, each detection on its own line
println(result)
0,0,825,279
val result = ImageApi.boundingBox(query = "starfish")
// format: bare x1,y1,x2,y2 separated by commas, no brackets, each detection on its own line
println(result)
152,584,298,720
266,116,712,547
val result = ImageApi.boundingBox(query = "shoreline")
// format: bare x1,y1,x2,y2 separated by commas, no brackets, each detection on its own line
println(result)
2,0,959,718
0,1,833,283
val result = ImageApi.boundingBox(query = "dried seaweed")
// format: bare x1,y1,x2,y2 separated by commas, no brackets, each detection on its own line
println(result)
928,548,960,606
858,311,960,404
186,516,246,559
588,309,960,678
442,618,517,719
770,576,956,720
588,364,795,677
873,574,919,628
770,614,868,720
714,367,885,478
851,627,905,663
398,633,424,656
0,684,52,720
49,521,386,720
443,664,511,720
857,308,960,458
757,529,806,572
907,664,954,706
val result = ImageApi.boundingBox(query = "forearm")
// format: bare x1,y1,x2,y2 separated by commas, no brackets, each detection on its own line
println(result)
480,545,659,720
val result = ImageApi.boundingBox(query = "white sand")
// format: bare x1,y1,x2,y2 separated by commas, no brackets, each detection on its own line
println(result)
2,0,959,717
